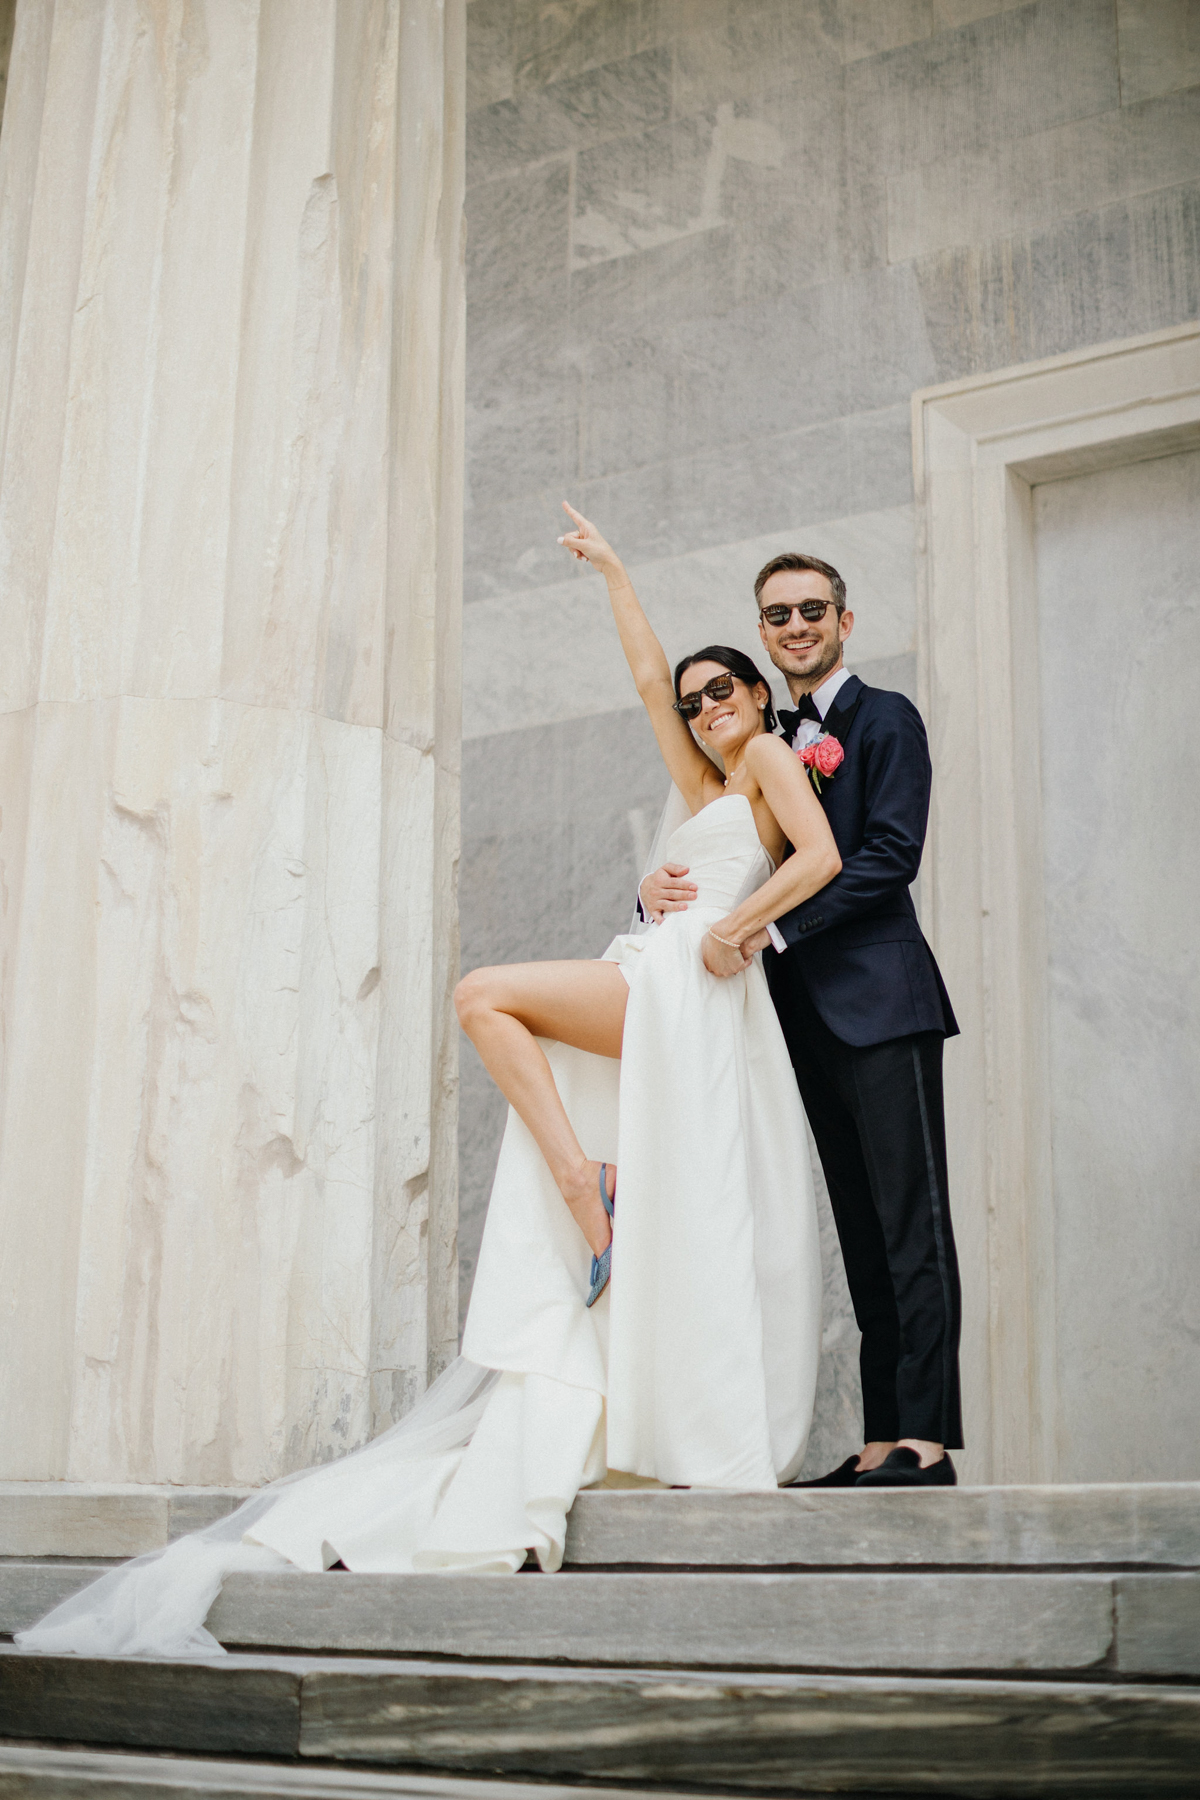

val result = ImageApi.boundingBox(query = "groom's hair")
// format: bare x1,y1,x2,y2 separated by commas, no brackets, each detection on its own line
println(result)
753,552,846,612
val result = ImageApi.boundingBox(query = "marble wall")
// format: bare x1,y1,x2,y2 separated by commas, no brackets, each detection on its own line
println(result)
459,0,1200,1472
0,0,464,1484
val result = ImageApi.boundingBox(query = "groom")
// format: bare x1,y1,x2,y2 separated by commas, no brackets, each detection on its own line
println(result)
640,553,962,1486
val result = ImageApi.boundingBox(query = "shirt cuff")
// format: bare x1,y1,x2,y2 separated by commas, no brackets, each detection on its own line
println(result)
765,920,787,954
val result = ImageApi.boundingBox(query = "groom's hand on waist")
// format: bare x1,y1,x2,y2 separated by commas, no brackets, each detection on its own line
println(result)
639,862,696,922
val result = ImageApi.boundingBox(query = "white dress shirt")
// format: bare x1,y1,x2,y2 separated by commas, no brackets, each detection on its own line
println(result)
764,665,852,953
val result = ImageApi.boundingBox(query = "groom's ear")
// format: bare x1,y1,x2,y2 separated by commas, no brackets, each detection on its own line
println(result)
839,608,854,644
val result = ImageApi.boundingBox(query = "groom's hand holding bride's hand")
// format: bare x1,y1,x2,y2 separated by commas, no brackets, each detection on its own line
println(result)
702,922,771,978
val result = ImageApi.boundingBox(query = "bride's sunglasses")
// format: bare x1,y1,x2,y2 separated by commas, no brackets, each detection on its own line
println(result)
674,673,738,720
759,599,837,626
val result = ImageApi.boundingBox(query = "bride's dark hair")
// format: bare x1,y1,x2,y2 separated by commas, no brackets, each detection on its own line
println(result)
673,645,777,734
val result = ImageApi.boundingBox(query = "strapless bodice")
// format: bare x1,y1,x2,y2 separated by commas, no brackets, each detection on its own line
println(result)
661,793,774,915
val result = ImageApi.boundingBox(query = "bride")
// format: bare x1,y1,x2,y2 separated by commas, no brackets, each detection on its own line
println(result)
17,506,840,1660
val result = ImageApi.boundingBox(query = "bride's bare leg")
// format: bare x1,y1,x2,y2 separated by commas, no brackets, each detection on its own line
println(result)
454,960,628,1256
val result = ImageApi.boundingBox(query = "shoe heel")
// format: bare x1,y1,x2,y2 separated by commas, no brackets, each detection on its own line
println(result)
585,1163,615,1307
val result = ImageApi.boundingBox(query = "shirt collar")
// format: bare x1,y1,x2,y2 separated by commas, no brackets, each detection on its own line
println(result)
811,664,852,720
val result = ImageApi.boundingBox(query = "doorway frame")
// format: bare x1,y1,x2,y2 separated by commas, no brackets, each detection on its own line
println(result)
912,321,1200,1483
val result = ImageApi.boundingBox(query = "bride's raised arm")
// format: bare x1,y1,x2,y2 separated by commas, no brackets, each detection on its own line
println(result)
558,502,721,814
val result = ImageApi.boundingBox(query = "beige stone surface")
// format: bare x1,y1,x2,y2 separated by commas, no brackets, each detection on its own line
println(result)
0,1,464,1484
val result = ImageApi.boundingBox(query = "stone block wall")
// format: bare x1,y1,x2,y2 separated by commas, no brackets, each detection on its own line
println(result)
459,0,1199,1472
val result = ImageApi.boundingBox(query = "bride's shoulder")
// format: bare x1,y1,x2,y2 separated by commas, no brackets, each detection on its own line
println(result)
743,732,798,782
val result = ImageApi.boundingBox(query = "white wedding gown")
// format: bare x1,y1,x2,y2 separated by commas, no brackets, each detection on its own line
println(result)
18,793,821,1659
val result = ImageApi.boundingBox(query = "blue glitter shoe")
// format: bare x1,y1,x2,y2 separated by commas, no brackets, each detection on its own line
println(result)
585,1163,616,1308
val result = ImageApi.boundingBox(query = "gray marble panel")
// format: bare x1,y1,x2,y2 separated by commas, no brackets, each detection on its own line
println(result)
914,180,1200,380
571,112,724,270
466,364,576,515
888,89,1200,264
836,0,939,63
835,0,1034,62
669,1,842,117
567,81,888,301
843,0,1120,175
568,223,739,339
934,0,1033,27
577,267,937,483
727,84,890,303
465,161,570,311
465,404,915,602
463,487,576,601
467,47,671,188
466,0,515,113
1118,0,1200,105
510,0,664,95
0,1646,300,1757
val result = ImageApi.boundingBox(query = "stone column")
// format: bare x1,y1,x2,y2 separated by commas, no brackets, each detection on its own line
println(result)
0,0,463,1484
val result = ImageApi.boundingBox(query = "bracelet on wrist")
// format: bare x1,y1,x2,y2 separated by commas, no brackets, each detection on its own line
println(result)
707,927,743,950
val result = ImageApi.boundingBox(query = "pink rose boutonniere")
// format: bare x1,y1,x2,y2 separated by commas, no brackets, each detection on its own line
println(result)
797,732,844,793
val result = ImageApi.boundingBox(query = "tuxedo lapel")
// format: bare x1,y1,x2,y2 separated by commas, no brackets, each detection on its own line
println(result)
821,674,865,746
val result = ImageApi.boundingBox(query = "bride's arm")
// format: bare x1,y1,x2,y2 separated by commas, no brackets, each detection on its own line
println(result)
558,502,721,813
703,736,841,972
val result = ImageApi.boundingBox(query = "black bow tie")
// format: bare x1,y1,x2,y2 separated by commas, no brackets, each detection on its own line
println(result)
779,694,822,739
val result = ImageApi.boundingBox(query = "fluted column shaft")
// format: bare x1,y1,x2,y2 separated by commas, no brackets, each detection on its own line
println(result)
0,0,463,1482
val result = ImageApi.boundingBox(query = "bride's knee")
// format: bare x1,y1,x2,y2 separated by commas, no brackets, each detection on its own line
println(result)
454,966,496,1033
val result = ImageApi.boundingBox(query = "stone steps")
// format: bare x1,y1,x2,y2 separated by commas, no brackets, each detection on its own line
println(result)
0,1745,721,1799
2,1483,1197,1793
2,1648,1199,1794
4,1480,1198,1566
7,1563,1199,1677
164,1567,1200,1678
0,1485,251,1559
565,1482,1200,1568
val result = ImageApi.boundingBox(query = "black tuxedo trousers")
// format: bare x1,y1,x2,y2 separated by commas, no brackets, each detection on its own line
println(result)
770,954,963,1448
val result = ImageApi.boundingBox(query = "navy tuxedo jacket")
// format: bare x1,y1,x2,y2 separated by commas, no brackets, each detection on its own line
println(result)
770,675,958,1048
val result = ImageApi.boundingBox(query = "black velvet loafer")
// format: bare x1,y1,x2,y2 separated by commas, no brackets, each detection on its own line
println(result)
855,1447,957,1487
784,1454,864,1488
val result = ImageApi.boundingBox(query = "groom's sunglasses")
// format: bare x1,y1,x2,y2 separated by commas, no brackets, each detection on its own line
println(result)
759,600,838,626
674,673,737,720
